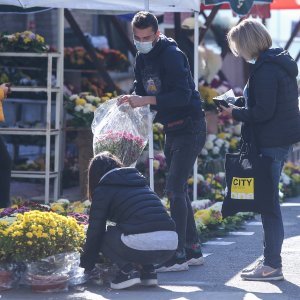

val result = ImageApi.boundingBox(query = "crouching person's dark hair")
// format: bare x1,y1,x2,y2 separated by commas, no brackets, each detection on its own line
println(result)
88,151,123,200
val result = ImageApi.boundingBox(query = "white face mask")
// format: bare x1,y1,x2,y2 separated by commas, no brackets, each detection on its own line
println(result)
247,58,256,64
134,39,154,54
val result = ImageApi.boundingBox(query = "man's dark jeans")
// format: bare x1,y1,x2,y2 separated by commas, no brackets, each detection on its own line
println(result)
260,145,291,269
0,136,11,208
164,119,206,252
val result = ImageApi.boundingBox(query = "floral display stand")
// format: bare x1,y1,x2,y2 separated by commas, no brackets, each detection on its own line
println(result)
0,52,64,203
74,128,93,198
205,111,219,134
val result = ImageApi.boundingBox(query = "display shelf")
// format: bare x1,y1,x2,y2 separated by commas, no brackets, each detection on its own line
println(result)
0,51,64,203
0,128,59,135
11,170,58,179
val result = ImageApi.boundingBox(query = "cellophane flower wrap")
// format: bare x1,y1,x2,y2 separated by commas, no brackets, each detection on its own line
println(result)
92,98,155,166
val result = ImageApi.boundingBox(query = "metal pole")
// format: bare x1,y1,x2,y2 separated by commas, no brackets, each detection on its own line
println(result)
148,109,154,190
144,0,154,190
54,8,64,200
193,9,200,201
45,55,52,204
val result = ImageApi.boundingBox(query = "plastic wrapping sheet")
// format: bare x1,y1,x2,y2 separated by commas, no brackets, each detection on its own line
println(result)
92,98,155,166
23,252,88,293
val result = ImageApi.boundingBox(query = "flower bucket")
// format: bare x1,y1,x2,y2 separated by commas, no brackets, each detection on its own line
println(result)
75,128,93,198
0,270,13,291
28,274,69,293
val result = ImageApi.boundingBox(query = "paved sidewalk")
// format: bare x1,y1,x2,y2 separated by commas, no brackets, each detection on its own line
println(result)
4,183,300,300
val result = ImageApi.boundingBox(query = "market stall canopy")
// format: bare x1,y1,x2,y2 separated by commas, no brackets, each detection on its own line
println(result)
202,0,273,15
271,0,300,9
0,0,199,12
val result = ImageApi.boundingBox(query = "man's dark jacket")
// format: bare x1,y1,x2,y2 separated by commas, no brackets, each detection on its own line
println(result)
133,34,204,125
232,48,300,147
80,168,175,271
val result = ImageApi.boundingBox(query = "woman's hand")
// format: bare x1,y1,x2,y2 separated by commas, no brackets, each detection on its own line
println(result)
219,103,238,117
0,83,11,100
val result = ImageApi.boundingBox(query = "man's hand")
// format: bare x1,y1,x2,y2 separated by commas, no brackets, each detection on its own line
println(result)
118,95,156,108
0,83,11,99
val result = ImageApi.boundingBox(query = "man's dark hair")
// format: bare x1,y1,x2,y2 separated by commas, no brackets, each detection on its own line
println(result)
132,11,158,33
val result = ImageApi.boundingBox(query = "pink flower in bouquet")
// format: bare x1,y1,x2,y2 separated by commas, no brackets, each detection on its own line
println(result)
93,130,146,166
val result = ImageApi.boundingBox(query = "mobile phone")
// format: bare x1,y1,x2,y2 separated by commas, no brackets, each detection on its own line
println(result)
213,98,229,108
5,83,12,87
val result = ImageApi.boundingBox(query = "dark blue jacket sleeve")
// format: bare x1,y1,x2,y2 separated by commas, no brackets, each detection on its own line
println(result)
232,64,278,123
80,188,110,271
133,55,146,96
155,49,192,109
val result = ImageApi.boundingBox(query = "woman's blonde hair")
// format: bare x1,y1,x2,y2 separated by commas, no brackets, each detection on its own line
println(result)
227,19,272,60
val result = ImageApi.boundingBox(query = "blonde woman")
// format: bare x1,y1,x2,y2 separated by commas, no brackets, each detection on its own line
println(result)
221,19,300,281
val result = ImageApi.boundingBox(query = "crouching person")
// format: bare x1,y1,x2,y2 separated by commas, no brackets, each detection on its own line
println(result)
80,151,178,289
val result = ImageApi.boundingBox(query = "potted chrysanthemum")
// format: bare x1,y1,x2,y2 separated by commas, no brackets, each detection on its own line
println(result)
4,211,85,292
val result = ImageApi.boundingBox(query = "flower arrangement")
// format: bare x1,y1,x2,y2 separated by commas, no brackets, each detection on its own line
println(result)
187,172,225,201
199,85,219,112
3,211,85,262
0,31,48,52
50,199,91,216
280,162,300,198
200,133,230,160
136,151,167,196
153,123,164,150
93,130,146,166
64,47,130,72
194,208,223,229
65,92,116,127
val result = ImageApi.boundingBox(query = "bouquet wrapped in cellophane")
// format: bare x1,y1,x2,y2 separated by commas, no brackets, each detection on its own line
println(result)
92,98,155,166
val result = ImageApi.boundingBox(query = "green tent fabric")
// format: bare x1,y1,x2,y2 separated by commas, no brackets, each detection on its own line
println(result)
0,5,49,13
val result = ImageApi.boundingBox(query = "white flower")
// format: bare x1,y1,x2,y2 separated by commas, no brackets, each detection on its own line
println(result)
191,199,212,211
201,148,208,156
281,173,291,185
233,124,242,135
215,138,224,148
57,199,70,205
153,160,160,170
217,172,225,179
85,95,93,101
197,174,205,182
83,200,91,207
212,146,220,155
208,202,223,212
83,103,94,114
75,105,83,112
224,141,230,148
70,94,78,101
205,141,214,150
207,134,217,142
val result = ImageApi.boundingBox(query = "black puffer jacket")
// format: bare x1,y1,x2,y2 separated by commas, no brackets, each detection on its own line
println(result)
134,34,204,125
232,48,300,147
80,168,175,270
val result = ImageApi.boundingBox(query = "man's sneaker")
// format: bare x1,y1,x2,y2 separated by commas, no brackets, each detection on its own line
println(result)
241,264,284,281
110,269,141,289
155,254,189,272
185,247,204,266
140,267,158,286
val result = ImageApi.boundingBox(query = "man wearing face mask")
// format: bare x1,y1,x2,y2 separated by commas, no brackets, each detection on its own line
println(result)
118,11,207,272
